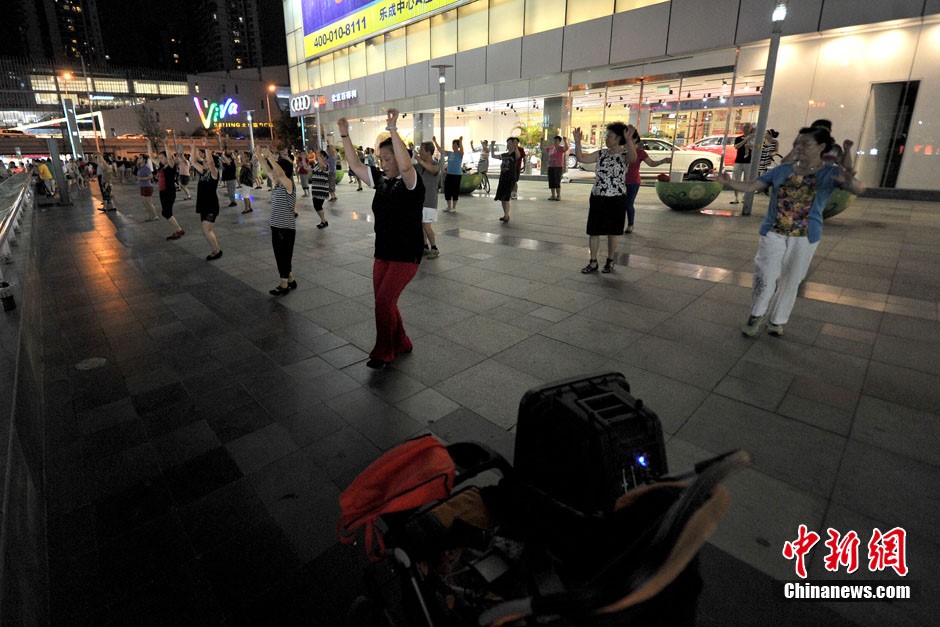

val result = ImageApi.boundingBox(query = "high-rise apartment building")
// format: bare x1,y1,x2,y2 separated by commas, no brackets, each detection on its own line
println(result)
197,0,264,71
13,0,108,67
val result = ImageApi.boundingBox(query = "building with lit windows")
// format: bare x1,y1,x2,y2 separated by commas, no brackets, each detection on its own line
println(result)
198,0,265,71
16,0,107,67
282,0,940,193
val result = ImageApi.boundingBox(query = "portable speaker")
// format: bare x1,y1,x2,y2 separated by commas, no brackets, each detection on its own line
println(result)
514,373,667,514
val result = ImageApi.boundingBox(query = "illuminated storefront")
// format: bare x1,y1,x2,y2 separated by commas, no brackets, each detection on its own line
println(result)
283,0,940,191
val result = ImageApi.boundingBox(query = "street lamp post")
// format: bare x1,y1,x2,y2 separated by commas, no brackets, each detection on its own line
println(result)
266,84,277,142
79,55,102,158
431,64,452,190
313,97,323,151
742,1,788,216
245,110,256,153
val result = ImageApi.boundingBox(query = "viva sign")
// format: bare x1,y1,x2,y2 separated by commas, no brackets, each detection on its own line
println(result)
194,97,240,129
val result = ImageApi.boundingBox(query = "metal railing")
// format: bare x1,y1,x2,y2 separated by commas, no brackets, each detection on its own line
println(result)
0,173,32,276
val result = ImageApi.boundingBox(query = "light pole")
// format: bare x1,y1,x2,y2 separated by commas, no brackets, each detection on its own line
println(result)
79,55,102,158
245,109,256,153
742,1,788,216
313,97,324,151
266,84,277,142
431,64,452,188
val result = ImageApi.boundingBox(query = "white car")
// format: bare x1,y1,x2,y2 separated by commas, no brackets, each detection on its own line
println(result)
577,138,721,178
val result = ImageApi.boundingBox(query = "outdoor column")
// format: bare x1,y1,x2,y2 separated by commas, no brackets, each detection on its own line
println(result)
414,113,435,146
540,96,567,174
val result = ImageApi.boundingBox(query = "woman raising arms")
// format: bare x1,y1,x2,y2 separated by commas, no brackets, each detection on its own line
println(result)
339,109,425,369
718,126,866,337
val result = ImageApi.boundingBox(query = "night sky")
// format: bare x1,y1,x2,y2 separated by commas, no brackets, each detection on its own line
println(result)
0,0,287,73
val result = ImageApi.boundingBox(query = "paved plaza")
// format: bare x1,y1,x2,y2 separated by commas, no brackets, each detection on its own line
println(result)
22,174,939,625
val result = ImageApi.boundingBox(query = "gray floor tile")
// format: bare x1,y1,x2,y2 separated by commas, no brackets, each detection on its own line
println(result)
541,316,643,359
832,439,940,545
435,360,543,429
851,395,940,467
872,333,940,375
226,423,300,475
677,395,845,497
389,334,487,386
614,335,738,390
436,314,531,356
777,393,854,435
580,298,673,332
493,334,605,383
863,360,940,413
395,388,462,425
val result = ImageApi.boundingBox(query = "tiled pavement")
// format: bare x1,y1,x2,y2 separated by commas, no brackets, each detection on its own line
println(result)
33,175,939,625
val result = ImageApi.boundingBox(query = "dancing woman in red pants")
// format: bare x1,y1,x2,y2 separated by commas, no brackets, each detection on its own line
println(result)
339,109,425,369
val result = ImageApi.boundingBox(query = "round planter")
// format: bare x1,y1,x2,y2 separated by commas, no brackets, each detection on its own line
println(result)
655,180,723,211
823,189,856,219
459,172,483,194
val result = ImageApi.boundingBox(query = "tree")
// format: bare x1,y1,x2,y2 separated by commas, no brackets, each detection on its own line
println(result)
273,108,300,147
134,105,166,141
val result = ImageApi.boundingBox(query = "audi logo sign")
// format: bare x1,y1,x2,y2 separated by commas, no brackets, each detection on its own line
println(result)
290,95,311,113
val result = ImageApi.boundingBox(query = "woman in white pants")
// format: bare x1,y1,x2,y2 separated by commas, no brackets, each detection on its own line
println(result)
717,126,866,337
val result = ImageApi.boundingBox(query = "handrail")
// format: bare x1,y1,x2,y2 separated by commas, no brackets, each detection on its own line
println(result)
0,173,32,271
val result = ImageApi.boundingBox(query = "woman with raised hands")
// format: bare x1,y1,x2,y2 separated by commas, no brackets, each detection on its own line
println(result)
339,109,425,369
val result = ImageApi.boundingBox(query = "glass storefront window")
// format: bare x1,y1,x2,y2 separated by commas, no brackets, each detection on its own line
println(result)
525,0,565,35
319,54,335,87
407,20,431,65
615,0,668,12
458,0,489,51
385,29,407,70
489,0,524,44
334,48,351,83
307,60,321,90
366,36,386,75
431,10,458,57
567,0,614,25
348,42,367,80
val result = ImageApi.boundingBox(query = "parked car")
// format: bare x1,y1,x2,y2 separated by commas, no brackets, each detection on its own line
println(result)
689,135,737,168
0,128,37,138
577,138,721,178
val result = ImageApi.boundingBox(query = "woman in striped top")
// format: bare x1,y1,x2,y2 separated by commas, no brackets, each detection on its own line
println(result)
308,149,331,228
255,146,298,296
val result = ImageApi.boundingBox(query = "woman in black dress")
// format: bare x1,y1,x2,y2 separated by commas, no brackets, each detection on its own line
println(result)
493,137,522,223
190,139,222,260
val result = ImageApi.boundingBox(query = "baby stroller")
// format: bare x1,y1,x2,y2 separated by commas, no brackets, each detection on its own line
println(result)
339,374,751,627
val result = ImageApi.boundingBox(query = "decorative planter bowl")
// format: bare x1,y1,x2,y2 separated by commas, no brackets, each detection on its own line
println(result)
655,180,723,211
823,189,856,219
459,172,483,194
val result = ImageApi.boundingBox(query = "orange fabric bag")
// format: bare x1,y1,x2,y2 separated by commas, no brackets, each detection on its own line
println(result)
338,435,455,561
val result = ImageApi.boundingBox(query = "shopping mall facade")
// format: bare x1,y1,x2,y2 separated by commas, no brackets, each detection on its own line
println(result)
282,0,940,193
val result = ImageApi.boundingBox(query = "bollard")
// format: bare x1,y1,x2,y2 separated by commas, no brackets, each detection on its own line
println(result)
0,281,15,312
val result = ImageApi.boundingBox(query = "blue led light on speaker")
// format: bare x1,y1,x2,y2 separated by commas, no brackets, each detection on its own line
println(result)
637,455,648,467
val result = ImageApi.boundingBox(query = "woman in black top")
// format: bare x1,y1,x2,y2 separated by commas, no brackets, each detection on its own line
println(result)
339,109,424,369
190,139,222,260
220,152,238,207
493,137,522,223
146,139,185,240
